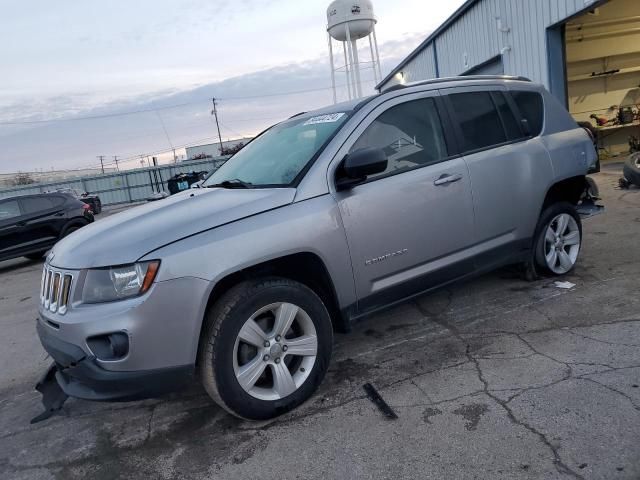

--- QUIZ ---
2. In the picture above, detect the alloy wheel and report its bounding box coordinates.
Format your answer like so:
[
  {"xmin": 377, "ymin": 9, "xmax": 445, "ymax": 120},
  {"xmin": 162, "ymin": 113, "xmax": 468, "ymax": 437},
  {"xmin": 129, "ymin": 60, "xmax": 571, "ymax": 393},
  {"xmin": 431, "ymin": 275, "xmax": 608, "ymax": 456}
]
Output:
[
  {"xmin": 232, "ymin": 302, "xmax": 318, "ymax": 401},
  {"xmin": 543, "ymin": 213, "xmax": 581, "ymax": 274}
]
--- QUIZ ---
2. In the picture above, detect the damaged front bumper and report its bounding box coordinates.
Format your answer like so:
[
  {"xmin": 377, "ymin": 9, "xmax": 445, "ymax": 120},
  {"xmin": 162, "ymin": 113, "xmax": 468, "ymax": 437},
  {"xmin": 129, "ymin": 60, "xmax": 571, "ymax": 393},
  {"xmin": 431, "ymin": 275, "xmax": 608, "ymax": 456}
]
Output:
[
  {"xmin": 577, "ymin": 198, "xmax": 604, "ymax": 219},
  {"xmin": 32, "ymin": 321, "xmax": 193, "ymax": 423}
]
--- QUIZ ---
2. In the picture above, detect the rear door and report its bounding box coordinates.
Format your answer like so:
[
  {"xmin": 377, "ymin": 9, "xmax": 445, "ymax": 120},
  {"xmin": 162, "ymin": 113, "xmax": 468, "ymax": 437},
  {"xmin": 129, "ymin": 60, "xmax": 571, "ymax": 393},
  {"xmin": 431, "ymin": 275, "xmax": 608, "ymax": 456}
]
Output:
[
  {"xmin": 0, "ymin": 198, "xmax": 25, "ymax": 258},
  {"xmin": 17, "ymin": 195, "xmax": 65, "ymax": 251},
  {"xmin": 442, "ymin": 86, "xmax": 553, "ymax": 265},
  {"xmin": 332, "ymin": 91, "xmax": 476, "ymax": 312}
]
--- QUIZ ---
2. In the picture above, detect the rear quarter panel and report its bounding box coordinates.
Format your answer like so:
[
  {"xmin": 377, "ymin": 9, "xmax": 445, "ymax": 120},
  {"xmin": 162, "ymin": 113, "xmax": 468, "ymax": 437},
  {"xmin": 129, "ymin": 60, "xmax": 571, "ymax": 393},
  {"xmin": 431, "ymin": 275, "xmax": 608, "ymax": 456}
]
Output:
[{"xmin": 535, "ymin": 89, "xmax": 593, "ymax": 183}]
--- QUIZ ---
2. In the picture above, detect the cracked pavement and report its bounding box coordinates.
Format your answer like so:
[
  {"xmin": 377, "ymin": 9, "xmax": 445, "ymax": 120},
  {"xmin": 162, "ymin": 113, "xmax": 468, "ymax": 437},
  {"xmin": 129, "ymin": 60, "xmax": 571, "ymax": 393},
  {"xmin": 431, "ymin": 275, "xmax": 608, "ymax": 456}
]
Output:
[{"xmin": 1, "ymin": 173, "xmax": 639, "ymax": 480}]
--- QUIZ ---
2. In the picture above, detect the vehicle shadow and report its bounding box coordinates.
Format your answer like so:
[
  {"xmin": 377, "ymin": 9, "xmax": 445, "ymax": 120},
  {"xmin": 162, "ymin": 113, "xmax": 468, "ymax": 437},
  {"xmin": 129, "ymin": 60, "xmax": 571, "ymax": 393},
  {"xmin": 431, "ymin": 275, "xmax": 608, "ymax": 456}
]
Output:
[{"xmin": 0, "ymin": 257, "xmax": 44, "ymax": 275}]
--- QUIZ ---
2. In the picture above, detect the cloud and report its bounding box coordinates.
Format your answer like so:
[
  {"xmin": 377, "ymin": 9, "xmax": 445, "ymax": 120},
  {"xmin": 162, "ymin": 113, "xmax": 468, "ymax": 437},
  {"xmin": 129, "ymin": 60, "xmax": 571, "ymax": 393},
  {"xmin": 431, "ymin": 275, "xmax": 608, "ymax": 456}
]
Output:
[{"xmin": 0, "ymin": 31, "xmax": 428, "ymax": 173}]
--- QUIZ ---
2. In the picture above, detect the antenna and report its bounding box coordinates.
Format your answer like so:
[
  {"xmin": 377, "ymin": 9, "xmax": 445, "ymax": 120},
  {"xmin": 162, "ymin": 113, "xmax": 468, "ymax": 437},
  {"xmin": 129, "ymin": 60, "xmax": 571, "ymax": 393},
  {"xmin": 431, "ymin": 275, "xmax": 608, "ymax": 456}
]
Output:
[{"xmin": 327, "ymin": 0, "xmax": 381, "ymax": 103}]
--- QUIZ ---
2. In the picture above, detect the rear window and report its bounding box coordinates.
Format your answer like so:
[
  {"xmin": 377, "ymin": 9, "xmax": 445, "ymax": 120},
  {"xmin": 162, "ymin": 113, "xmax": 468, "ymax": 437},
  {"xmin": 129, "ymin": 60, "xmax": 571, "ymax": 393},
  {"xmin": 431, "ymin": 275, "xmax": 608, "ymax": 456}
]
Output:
[
  {"xmin": 511, "ymin": 91, "xmax": 544, "ymax": 136},
  {"xmin": 448, "ymin": 92, "xmax": 506, "ymax": 152}
]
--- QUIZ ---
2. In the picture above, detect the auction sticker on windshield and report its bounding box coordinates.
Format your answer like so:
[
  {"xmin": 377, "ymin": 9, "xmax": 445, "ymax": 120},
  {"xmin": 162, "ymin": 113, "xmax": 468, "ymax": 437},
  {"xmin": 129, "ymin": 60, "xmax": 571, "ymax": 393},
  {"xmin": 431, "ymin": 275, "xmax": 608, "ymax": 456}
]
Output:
[{"xmin": 303, "ymin": 113, "xmax": 346, "ymax": 125}]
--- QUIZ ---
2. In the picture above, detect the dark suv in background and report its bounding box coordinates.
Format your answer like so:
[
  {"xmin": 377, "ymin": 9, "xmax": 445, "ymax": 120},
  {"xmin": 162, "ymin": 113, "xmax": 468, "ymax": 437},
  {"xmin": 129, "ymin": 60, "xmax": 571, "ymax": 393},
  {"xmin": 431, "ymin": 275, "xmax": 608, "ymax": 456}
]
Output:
[
  {"xmin": 0, "ymin": 193, "xmax": 94, "ymax": 262},
  {"xmin": 51, "ymin": 188, "xmax": 103, "ymax": 214}
]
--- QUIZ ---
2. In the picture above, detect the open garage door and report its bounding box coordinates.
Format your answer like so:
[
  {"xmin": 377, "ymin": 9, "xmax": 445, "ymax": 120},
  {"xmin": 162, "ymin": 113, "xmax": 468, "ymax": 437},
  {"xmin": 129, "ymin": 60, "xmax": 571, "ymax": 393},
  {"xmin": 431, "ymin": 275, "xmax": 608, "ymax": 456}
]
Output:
[{"xmin": 565, "ymin": 0, "xmax": 640, "ymax": 161}]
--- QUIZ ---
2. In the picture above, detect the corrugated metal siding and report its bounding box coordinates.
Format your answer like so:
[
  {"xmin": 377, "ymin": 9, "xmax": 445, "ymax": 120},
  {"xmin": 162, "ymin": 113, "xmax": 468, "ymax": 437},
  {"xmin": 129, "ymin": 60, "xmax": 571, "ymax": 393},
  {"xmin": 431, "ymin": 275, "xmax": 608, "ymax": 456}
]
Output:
[
  {"xmin": 385, "ymin": 43, "xmax": 438, "ymax": 88},
  {"xmin": 379, "ymin": 0, "xmax": 601, "ymax": 90}
]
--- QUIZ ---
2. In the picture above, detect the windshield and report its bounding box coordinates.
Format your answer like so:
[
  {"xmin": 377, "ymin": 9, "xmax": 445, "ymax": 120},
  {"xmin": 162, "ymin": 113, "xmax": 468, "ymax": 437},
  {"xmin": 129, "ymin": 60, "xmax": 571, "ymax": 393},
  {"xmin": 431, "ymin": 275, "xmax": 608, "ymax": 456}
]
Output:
[{"xmin": 203, "ymin": 112, "xmax": 349, "ymax": 188}]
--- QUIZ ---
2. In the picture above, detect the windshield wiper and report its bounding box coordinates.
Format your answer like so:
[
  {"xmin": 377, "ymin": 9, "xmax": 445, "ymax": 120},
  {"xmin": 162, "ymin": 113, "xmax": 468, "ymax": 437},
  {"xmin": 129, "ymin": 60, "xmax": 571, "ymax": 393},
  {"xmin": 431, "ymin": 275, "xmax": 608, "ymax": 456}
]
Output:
[{"xmin": 207, "ymin": 179, "xmax": 253, "ymax": 189}]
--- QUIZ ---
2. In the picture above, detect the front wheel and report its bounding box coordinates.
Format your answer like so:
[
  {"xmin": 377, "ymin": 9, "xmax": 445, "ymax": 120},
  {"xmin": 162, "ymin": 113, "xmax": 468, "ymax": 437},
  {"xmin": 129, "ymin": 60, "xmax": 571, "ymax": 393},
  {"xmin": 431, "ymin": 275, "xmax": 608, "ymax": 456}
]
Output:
[
  {"xmin": 533, "ymin": 202, "xmax": 582, "ymax": 275},
  {"xmin": 199, "ymin": 277, "xmax": 333, "ymax": 420}
]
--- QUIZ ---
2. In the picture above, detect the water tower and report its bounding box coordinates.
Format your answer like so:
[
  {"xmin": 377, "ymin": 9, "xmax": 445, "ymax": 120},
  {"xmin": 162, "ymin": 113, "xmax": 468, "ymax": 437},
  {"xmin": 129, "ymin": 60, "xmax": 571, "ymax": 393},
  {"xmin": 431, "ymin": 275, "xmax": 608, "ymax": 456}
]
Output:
[{"xmin": 327, "ymin": 0, "xmax": 382, "ymax": 103}]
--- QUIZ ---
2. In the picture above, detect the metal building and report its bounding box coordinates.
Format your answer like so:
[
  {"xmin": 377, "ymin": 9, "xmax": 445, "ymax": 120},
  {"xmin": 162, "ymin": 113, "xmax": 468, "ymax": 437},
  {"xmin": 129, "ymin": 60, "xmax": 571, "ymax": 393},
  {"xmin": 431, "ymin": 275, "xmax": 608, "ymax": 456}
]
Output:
[
  {"xmin": 378, "ymin": 0, "xmax": 640, "ymax": 157},
  {"xmin": 185, "ymin": 138, "xmax": 253, "ymax": 160}
]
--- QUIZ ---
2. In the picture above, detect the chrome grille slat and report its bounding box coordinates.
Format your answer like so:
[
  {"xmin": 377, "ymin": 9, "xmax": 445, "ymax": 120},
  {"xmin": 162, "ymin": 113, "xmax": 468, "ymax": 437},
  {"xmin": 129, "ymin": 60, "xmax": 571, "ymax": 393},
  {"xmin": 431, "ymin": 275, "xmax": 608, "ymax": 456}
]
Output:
[
  {"xmin": 41, "ymin": 265, "xmax": 74, "ymax": 315},
  {"xmin": 44, "ymin": 269, "xmax": 52, "ymax": 308}
]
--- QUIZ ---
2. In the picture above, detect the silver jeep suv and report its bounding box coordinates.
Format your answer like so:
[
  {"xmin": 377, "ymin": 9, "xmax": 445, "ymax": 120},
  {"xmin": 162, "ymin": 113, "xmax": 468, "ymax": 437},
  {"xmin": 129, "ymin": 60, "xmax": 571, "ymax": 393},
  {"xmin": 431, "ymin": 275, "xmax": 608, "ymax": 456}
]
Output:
[{"xmin": 35, "ymin": 76, "xmax": 600, "ymax": 421}]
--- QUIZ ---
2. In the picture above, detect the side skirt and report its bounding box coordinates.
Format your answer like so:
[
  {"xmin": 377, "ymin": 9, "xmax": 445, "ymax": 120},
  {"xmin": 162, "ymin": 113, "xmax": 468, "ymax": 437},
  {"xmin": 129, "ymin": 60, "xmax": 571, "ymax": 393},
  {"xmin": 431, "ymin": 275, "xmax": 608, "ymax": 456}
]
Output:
[{"xmin": 344, "ymin": 238, "xmax": 532, "ymax": 325}]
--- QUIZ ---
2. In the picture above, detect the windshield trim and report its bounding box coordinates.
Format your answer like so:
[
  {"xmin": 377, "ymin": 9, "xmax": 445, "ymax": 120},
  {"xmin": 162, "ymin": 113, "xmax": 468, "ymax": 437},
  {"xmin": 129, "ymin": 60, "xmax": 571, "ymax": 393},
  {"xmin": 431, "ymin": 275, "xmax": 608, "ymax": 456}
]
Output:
[{"xmin": 289, "ymin": 110, "xmax": 355, "ymax": 187}]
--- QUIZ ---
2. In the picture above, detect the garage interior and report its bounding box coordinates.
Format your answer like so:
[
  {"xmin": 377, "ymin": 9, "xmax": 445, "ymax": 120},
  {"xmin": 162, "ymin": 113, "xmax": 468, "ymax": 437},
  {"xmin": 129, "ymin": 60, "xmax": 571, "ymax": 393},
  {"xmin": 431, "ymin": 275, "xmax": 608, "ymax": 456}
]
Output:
[{"xmin": 565, "ymin": 0, "xmax": 640, "ymax": 160}]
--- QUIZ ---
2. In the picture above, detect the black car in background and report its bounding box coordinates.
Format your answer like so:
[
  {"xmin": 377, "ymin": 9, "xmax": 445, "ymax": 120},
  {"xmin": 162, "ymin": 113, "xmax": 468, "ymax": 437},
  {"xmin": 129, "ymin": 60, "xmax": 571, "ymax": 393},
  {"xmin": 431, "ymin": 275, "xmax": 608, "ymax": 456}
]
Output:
[
  {"xmin": 51, "ymin": 188, "xmax": 102, "ymax": 214},
  {"xmin": 0, "ymin": 193, "xmax": 94, "ymax": 262}
]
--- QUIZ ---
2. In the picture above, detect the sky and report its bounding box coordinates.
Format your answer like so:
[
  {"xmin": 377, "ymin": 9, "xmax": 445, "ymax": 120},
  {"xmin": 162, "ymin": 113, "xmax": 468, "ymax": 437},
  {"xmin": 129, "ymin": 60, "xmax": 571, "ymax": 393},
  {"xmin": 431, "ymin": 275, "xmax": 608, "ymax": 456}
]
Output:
[{"xmin": 0, "ymin": 0, "xmax": 466, "ymax": 173}]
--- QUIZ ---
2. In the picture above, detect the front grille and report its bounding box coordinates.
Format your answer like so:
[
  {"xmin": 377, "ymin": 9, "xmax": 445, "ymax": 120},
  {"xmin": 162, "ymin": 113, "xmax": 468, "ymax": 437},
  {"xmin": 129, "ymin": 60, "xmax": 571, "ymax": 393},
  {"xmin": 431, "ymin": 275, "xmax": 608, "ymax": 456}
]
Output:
[{"xmin": 41, "ymin": 265, "xmax": 74, "ymax": 314}]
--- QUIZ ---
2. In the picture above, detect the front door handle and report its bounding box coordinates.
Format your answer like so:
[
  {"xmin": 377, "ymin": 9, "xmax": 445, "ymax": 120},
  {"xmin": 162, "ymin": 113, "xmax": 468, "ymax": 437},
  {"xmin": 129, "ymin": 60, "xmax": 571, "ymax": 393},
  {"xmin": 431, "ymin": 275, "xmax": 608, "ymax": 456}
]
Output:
[{"xmin": 434, "ymin": 173, "xmax": 463, "ymax": 186}]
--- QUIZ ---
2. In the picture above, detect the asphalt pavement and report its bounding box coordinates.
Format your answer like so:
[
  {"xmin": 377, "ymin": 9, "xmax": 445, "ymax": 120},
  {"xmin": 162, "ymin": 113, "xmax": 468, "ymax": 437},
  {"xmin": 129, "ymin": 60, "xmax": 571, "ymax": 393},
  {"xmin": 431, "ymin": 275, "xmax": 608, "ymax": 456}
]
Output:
[{"xmin": 0, "ymin": 172, "xmax": 639, "ymax": 480}]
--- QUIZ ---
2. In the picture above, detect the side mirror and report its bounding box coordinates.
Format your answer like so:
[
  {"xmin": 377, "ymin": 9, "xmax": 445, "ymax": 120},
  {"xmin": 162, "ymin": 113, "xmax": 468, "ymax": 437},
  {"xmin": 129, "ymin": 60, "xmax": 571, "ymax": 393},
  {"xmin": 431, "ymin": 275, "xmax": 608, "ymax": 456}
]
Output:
[
  {"xmin": 520, "ymin": 118, "xmax": 531, "ymax": 137},
  {"xmin": 337, "ymin": 147, "xmax": 388, "ymax": 189}
]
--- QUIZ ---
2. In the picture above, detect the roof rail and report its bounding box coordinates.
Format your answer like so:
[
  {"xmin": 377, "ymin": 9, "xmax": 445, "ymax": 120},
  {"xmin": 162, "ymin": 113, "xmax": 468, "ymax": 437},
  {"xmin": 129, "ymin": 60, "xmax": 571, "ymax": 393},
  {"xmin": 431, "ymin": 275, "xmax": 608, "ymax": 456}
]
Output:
[{"xmin": 380, "ymin": 75, "xmax": 532, "ymax": 93}]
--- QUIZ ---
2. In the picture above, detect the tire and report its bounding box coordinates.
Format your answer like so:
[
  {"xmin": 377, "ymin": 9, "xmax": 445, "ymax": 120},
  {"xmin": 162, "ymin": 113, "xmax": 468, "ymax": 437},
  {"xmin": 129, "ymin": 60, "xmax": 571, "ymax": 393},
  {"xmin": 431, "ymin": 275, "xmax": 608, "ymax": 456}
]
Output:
[
  {"xmin": 60, "ymin": 222, "xmax": 85, "ymax": 239},
  {"xmin": 199, "ymin": 277, "xmax": 333, "ymax": 420},
  {"xmin": 24, "ymin": 251, "xmax": 47, "ymax": 260},
  {"xmin": 623, "ymin": 153, "xmax": 640, "ymax": 187},
  {"xmin": 533, "ymin": 202, "xmax": 582, "ymax": 276}
]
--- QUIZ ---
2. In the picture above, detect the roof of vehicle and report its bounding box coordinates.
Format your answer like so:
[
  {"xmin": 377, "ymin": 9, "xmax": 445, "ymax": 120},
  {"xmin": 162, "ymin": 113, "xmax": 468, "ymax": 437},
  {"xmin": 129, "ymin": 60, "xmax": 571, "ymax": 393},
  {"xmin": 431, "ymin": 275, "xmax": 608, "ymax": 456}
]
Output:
[
  {"xmin": 379, "ymin": 75, "xmax": 532, "ymax": 93},
  {"xmin": 1, "ymin": 192, "xmax": 73, "ymax": 201},
  {"xmin": 291, "ymin": 75, "xmax": 533, "ymax": 123}
]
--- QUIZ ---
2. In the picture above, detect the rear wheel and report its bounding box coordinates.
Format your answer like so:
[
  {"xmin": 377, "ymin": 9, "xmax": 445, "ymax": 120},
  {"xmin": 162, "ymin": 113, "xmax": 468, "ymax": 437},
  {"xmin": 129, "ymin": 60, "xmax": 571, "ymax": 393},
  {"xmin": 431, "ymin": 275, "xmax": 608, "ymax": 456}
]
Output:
[
  {"xmin": 61, "ymin": 223, "xmax": 84, "ymax": 238},
  {"xmin": 199, "ymin": 277, "xmax": 332, "ymax": 420},
  {"xmin": 533, "ymin": 202, "xmax": 582, "ymax": 275}
]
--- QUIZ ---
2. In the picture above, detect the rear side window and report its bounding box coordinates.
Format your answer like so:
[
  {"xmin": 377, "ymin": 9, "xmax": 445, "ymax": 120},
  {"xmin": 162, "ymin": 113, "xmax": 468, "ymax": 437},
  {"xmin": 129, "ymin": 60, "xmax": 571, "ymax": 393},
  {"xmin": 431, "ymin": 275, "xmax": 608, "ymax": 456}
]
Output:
[
  {"xmin": 491, "ymin": 92, "xmax": 523, "ymax": 140},
  {"xmin": 0, "ymin": 200, "xmax": 21, "ymax": 221},
  {"xmin": 20, "ymin": 196, "xmax": 55, "ymax": 214},
  {"xmin": 49, "ymin": 195, "xmax": 66, "ymax": 207},
  {"xmin": 511, "ymin": 91, "xmax": 544, "ymax": 136},
  {"xmin": 350, "ymin": 98, "xmax": 448, "ymax": 179},
  {"xmin": 448, "ymin": 92, "xmax": 506, "ymax": 152}
]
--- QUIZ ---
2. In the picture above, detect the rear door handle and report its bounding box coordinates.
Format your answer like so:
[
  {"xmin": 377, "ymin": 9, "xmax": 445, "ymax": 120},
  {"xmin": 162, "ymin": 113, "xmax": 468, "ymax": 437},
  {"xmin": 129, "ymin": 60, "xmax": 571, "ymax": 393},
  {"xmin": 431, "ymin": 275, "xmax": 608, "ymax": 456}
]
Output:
[{"xmin": 434, "ymin": 173, "xmax": 463, "ymax": 186}]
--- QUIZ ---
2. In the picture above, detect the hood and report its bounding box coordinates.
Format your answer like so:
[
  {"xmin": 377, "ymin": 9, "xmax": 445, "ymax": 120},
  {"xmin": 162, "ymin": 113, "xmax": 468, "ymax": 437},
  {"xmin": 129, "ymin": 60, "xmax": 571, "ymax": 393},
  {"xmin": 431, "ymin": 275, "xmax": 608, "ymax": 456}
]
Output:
[{"xmin": 50, "ymin": 188, "xmax": 296, "ymax": 269}]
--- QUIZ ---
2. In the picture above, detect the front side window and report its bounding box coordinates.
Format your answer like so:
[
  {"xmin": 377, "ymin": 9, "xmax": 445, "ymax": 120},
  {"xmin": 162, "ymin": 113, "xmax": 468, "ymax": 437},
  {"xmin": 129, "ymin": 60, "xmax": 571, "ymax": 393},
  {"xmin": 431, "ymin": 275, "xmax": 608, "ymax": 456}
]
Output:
[
  {"xmin": 511, "ymin": 91, "xmax": 544, "ymax": 136},
  {"xmin": 350, "ymin": 98, "xmax": 448, "ymax": 180},
  {"xmin": 203, "ymin": 112, "xmax": 349, "ymax": 188},
  {"xmin": 0, "ymin": 200, "xmax": 21, "ymax": 221},
  {"xmin": 448, "ymin": 92, "xmax": 506, "ymax": 152}
]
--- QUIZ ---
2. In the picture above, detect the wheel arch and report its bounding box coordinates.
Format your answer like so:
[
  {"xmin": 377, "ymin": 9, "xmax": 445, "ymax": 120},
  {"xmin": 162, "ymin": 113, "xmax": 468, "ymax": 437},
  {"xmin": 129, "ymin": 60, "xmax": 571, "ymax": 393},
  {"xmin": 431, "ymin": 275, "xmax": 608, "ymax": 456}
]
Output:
[
  {"xmin": 541, "ymin": 175, "xmax": 587, "ymax": 212},
  {"xmin": 60, "ymin": 217, "xmax": 89, "ymax": 237},
  {"xmin": 196, "ymin": 252, "xmax": 345, "ymax": 365}
]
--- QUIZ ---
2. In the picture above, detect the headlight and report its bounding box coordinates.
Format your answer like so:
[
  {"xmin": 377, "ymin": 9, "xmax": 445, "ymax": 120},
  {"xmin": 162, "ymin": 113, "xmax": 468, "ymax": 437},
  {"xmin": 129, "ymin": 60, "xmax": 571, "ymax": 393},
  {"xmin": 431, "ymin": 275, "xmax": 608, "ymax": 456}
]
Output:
[{"xmin": 82, "ymin": 261, "xmax": 160, "ymax": 304}]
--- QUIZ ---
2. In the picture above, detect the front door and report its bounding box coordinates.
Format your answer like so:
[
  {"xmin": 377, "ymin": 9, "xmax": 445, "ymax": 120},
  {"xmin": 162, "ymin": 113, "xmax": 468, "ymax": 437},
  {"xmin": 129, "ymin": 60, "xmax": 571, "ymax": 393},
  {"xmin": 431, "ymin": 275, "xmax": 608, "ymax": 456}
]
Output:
[{"xmin": 332, "ymin": 93, "xmax": 476, "ymax": 313}]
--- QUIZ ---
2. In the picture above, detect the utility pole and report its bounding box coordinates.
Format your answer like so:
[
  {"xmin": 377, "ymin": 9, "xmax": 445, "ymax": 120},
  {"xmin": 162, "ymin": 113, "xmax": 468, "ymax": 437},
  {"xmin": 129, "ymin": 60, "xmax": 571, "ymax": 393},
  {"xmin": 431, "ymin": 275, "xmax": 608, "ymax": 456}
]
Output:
[
  {"xmin": 97, "ymin": 155, "xmax": 105, "ymax": 174},
  {"xmin": 113, "ymin": 155, "xmax": 119, "ymax": 171},
  {"xmin": 211, "ymin": 98, "xmax": 224, "ymax": 156}
]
